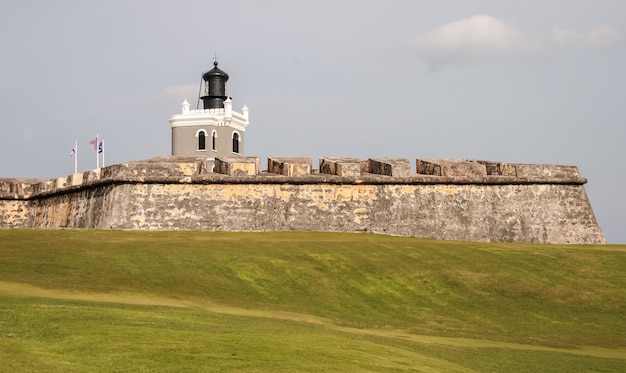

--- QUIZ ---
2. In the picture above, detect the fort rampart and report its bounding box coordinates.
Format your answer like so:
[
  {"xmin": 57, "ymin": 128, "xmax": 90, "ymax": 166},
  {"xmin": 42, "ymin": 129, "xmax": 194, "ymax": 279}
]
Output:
[{"xmin": 0, "ymin": 156, "xmax": 605, "ymax": 244}]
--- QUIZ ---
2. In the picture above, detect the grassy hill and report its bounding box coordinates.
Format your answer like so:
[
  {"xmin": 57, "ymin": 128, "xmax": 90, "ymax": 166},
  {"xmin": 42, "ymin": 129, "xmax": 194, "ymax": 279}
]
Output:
[{"xmin": 0, "ymin": 229, "xmax": 624, "ymax": 372}]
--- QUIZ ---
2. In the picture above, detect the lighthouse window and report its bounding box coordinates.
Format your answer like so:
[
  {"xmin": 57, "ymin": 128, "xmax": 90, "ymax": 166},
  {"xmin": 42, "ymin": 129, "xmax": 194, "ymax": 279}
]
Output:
[
  {"xmin": 232, "ymin": 132, "xmax": 240, "ymax": 154},
  {"xmin": 197, "ymin": 130, "xmax": 206, "ymax": 151},
  {"xmin": 212, "ymin": 130, "xmax": 217, "ymax": 151}
]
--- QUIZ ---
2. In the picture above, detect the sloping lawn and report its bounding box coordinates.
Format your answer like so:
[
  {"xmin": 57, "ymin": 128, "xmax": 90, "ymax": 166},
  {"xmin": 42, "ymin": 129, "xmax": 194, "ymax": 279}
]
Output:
[{"xmin": 1, "ymin": 230, "xmax": 624, "ymax": 372}]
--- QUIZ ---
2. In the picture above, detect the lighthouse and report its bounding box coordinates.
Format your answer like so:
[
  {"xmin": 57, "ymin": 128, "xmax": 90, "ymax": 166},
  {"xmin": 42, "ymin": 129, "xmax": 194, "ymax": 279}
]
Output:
[{"xmin": 169, "ymin": 60, "xmax": 250, "ymax": 171}]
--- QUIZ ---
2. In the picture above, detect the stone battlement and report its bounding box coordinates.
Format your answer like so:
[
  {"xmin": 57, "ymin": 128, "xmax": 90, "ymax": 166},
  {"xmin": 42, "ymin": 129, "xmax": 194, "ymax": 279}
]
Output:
[
  {"xmin": 0, "ymin": 156, "xmax": 587, "ymax": 200},
  {"xmin": 0, "ymin": 156, "xmax": 604, "ymax": 244}
]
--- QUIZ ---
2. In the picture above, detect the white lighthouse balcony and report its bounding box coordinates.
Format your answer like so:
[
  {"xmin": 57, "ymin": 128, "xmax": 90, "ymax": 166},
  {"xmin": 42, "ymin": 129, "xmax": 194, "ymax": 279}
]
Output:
[{"xmin": 169, "ymin": 101, "xmax": 250, "ymax": 132}]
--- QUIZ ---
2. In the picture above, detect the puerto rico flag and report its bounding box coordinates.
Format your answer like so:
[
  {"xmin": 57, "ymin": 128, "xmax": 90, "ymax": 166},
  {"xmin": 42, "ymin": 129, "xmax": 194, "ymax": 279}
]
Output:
[{"xmin": 90, "ymin": 139, "xmax": 103, "ymax": 153}]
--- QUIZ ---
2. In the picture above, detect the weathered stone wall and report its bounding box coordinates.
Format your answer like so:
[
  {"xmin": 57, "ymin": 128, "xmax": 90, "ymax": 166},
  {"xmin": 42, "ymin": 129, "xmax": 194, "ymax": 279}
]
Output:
[
  {"xmin": 0, "ymin": 200, "xmax": 29, "ymax": 228},
  {"xmin": 0, "ymin": 157, "xmax": 606, "ymax": 244}
]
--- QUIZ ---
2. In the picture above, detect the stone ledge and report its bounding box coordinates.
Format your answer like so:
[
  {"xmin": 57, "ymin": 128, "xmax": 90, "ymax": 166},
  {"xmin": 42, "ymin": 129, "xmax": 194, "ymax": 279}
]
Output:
[
  {"xmin": 417, "ymin": 158, "xmax": 487, "ymax": 177},
  {"xmin": 366, "ymin": 158, "xmax": 411, "ymax": 177},
  {"xmin": 319, "ymin": 157, "xmax": 361, "ymax": 177},
  {"xmin": 215, "ymin": 156, "xmax": 260, "ymax": 176},
  {"xmin": 268, "ymin": 157, "xmax": 312, "ymax": 176},
  {"xmin": 471, "ymin": 160, "xmax": 517, "ymax": 176},
  {"xmin": 0, "ymin": 157, "xmax": 590, "ymax": 200},
  {"xmin": 516, "ymin": 164, "xmax": 581, "ymax": 179},
  {"xmin": 0, "ymin": 174, "xmax": 588, "ymax": 201}
]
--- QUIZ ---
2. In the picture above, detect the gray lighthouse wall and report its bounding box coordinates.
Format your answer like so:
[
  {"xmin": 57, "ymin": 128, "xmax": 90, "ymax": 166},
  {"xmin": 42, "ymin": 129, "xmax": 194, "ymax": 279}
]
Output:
[{"xmin": 171, "ymin": 126, "xmax": 244, "ymax": 157}]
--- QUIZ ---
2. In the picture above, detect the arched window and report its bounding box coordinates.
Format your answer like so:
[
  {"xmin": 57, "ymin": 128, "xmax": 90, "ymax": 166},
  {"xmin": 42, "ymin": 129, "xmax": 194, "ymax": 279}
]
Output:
[
  {"xmin": 212, "ymin": 130, "xmax": 217, "ymax": 151},
  {"xmin": 232, "ymin": 132, "xmax": 240, "ymax": 154},
  {"xmin": 197, "ymin": 130, "xmax": 207, "ymax": 151}
]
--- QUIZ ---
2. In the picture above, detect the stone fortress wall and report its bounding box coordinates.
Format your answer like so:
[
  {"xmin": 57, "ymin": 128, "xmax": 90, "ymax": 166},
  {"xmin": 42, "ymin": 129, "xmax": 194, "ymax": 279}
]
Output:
[{"xmin": 0, "ymin": 156, "xmax": 605, "ymax": 244}]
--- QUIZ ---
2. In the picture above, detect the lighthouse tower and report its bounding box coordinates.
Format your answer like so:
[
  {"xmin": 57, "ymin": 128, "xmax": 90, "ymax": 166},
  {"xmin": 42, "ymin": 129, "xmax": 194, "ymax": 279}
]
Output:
[{"xmin": 169, "ymin": 61, "xmax": 250, "ymax": 171}]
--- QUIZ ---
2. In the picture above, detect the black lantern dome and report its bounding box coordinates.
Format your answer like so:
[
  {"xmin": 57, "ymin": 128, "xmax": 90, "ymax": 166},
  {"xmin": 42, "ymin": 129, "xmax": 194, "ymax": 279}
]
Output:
[{"xmin": 200, "ymin": 61, "xmax": 230, "ymax": 109}]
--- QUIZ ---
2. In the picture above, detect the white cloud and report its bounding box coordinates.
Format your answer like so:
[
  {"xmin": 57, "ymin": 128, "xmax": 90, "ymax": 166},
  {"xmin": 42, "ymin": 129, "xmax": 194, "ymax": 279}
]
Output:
[
  {"xmin": 552, "ymin": 25, "xmax": 623, "ymax": 49},
  {"xmin": 413, "ymin": 15, "xmax": 536, "ymax": 69},
  {"xmin": 413, "ymin": 15, "xmax": 623, "ymax": 69},
  {"xmin": 551, "ymin": 28, "xmax": 581, "ymax": 46}
]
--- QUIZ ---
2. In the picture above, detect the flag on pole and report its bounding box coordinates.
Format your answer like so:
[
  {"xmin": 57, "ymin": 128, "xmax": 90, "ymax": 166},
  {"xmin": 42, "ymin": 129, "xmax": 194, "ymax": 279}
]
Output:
[
  {"xmin": 70, "ymin": 140, "xmax": 78, "ymax": 174},
  {"xmin": 99, "ymin": 140, "xmax": 105, "ymax": 167},
  {"xmin": 90, "ymin": 134, "xmax": 100, "ymax": 169}
]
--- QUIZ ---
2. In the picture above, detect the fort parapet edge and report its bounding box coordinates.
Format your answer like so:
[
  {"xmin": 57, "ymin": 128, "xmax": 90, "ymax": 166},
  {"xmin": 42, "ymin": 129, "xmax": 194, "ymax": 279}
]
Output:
[{"xmin": 0, "ymin": 156, "xmax": 605, "ymax": 244}]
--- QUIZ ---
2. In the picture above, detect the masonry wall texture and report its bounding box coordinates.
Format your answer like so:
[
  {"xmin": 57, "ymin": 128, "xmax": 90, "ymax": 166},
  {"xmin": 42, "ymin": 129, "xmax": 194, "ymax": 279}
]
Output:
[{"xmin": 0, "ymin": 157, "xmax": 605, "ymax": 244}]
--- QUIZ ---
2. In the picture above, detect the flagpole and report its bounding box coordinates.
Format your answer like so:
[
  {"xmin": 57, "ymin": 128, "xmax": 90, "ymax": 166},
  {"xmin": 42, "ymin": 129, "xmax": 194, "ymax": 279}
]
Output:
[
  {"xmin": 101, "ymin": 139, "xmax": 105, "ymax": 167},
  {"xmin": 96, "ymin": 133, "xmax": 99, "ymax": 169},
  {"xmin": 74, "ymin": 140, "xmax": 78, "ymax": 174}
]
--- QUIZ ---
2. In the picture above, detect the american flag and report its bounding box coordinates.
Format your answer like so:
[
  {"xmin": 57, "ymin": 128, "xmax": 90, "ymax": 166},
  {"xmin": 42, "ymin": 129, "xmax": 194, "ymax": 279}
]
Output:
[{"xmin": 89, "ymin": 138, "xmax": 98, "ymax": 151}]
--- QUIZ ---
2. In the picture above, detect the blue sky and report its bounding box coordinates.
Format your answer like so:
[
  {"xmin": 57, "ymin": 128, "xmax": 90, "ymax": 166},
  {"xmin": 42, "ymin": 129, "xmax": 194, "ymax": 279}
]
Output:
[{"xmin": 1, "ymin": 1, "xmax": 624, "ymax": 242}]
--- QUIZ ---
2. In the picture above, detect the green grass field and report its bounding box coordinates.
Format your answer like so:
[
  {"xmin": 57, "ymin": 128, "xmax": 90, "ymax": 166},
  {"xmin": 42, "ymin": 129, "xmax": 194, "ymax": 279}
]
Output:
[{"xmin": 0, "ymin": 229, "xmax": 624, "ymax": 372}]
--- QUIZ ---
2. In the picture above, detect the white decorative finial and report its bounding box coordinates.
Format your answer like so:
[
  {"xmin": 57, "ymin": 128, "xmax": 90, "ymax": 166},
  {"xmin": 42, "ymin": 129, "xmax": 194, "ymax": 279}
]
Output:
[
  {"xmin": 181, "ymin": 99, "xmax": 190, "ymax": 115},
  {"xmin": 224, "ymin": 97, "xmax": 232, "ymax": 118}
]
